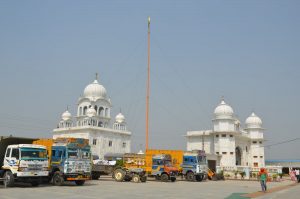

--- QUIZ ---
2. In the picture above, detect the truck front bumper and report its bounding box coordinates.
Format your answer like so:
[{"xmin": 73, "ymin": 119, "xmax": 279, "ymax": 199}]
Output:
[
  {"xmin": 17, "ymin": 171, "xmax": 49, "ymax": 177},
  {"xmin": 65, "ymin": 173, "xmax": 91, "ymax": 181}
]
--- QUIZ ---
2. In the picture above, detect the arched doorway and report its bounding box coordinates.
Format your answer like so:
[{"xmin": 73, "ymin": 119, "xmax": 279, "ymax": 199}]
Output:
[{"xmin": 235, "ymin": 146, "xmax": 242, "ymax": 166}]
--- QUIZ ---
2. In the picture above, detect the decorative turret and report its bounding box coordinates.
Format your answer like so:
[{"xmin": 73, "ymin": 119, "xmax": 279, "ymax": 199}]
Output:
[
  {"xmin": 58, "ymin": 108, "xmax": 73, "ymax": 128},
  {"xmin": 244, "ymin": 112, "xmax": 264, "ymax": 139},
  {"xmin": 212, "ymin": 98, "xmax": 236, "ymax": 132},
  {"xmin": 113, "ymin": 112, "xmax": 127, "ymax": 131}
]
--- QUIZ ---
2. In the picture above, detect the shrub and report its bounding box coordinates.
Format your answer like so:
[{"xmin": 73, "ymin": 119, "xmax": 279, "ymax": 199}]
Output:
[{"xmin": 240, "ymin": 171, "xmax": 246, "ymax": 179}]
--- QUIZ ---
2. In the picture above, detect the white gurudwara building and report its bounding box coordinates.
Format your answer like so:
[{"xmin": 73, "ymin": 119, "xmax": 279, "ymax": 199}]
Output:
[
  {"xmin": 53, "ymin": 75, "xmax": 131, "ymax": 159},
  {"xmin": 186, "ymin": 99, "xmax": 265, "ymax": 170}
]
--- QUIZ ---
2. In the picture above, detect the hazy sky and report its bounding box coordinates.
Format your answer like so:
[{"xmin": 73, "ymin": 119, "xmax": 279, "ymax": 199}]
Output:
[{"xmin": 0, "ymin": 0, "xmax": 299, "ymax": 159}]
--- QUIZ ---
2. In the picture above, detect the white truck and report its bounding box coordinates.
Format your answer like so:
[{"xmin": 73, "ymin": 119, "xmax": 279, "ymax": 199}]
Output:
[{"xmin": 0, "ymin": 136, "xmax": 49, "ymax": 187}]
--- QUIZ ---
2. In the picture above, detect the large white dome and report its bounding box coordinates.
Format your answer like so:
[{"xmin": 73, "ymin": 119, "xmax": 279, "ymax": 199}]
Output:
[
  {"xmin": 61, "ymin": 110, "xmax": 72, "ymax": 121},
  {"xmin": 83, "ymin": 79, "xmax": 107, "ymax": 99},
  {"xmin": 214, "ymin": 99, "xmax": 234, "ymax": 119},
  {"xmin": 245, "ymin": 112, "xmax": 262, "ymax": 129}
]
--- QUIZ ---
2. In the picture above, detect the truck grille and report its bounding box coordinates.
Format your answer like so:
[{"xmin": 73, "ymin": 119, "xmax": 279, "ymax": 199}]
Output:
[{"xmin": 27, "ymin": 164, "xmax": 42, "ymax": 171}]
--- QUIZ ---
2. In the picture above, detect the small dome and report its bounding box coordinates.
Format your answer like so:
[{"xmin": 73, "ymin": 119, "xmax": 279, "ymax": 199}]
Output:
[
  {"xmin": 137, "ymin": 150, "xmax": 144, "ymax": 154},
  {"xmin": 115, "ymin": 113, "xmax": 125, "ymax": 123},
  {"xmin": 86, "ymin": 106, "xmax": 96, "ymax": 117},
  {"xmin": 245, "ymin": 112, "xmax": 262, "ymax": 129},
  {"xmin": 83, "ymin": 79, "xmax": 107, "ymax": 99},
  {"xmin": 214, "ymin": 99, "xmax": 234, "ymax": 119},
  {"xmin": 62, "ymin": 110, "xmax": 72, "ymax": 121}
]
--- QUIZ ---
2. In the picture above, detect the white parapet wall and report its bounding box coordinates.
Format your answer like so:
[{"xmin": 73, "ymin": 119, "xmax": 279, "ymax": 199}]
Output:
[{"xmin": 217, "ymin": 165, "xmax": 283, "ymax": 180}]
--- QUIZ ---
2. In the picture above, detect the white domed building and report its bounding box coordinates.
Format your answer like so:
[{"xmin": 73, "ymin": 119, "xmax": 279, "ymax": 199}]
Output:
[
  {"xmin": 53, "ymin": 75, "xmax": 131, "ymax": 159},
  {"xmin": 186, "ymin": 98, "xmax": 265, "ymax": 172}
]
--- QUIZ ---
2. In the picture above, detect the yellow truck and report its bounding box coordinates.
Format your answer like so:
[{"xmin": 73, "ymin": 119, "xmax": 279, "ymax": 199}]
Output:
[
  {"xmin": 122, "ymin": 149, "xmax": 208, "ymax": 182},
  {"xmin": 122, "ymin": 149, "xmax": 182, "ymax": 182}
]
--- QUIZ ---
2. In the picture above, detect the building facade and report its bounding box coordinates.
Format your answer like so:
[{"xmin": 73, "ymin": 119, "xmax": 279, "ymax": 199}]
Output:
[
  {"xmin": 186, "ymin": 99, "xmax": 265, "ymax": 169},
  {"xmin": 53, "ymin": 76, "xmax": 131, "ymax": 159}
]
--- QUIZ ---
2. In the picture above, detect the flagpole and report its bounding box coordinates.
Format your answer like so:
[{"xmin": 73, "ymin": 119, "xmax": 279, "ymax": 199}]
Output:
[{"xmin": 146, "ymin": 16, "xmax": 150, "ymax": 150}]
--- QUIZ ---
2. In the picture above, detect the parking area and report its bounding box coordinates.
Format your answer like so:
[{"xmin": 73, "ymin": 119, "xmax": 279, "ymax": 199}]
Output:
[{"xmin": 0, "ymin": 177, "xmax": 296, "ymax": 199}]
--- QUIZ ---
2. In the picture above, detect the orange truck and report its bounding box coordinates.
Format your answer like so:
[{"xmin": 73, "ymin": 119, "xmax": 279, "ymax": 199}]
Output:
[
  {"xmin": 123, "ymin": 149, "xmax": 183, "ymax": 182},
  {"xmin": 33, "ymin": 138, "xmax": 92, "ymax": 186},
  {"xmin": 123, "ymin": 149, "xmax": 208, "ymax": 182}
]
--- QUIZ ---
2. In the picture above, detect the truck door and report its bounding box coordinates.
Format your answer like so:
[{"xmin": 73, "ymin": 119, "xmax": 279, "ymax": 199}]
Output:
[
  {"xmin": 4, "ymin": 147, "xmax": 19, "ymax": 167},
  {"xmin": 52, "ymin": 149, "xmax": 65, "ymax": 166},
  {"xmin": 3, "ymin": 147, "xmax": 11, "ymax": 167}
]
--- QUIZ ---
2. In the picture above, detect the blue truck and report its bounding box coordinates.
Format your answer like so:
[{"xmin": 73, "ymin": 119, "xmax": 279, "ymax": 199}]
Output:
[
  {"xmin": 181, "ymin": 150, "xmax": 208, "ymax": 182},
  {"xmin": 34, "ymin": 138, "xmax": 92, "ymax": 186}
]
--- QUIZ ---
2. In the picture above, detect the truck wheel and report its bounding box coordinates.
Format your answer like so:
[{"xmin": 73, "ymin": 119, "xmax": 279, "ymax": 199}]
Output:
[
  {"xmin": 31, "ymin": 181, "xmax": 40, "ymax": 187},
  {"xmin": 4, "ymin": 171, "xmax": 14, "ymax": 187},
  {"xmin": 170, "ymin": 177, "xmax": 176, "ymax": 182},
  {"xmin": 113, "ymin": 169, "xmax": 125, "ymax": 182},
  {"xmin": 186, "ymin": 172, "xmax": 195, "ymax": 181},
  {"xmin": 161, "ymin": 173, "xmax": 169, "ymax": 182},
  {"xmin": 92, "ymin": 173, "xmax": 101, "ymax": 180},
  {"xmin": 140, "ymin": 175, "xmax": 147, "ymax": 182},
  {"xmin": 196, "ymin": 175, "xmax": 203, "ymax": 182},
  {"xmin": 52, "ymin": 171, "xmax": 64, "ymax": 186},
  {"xmin": 132, "ymin": 174, "xmax": 140, "ymax": 183},
  {"xmin": 75, "ymin": 180, "xmax": 85, "ymax": 186}
]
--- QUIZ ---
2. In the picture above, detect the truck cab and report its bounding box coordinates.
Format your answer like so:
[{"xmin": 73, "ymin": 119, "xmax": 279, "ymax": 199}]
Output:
[
  {"xmin": 2, "ymin": 144, "xmax": 49, "ymax": 187},
  {"xmin": 181, "ymin": 150, "xmax": 208, "ymax": 181},
  {"xmin": 152, "ymin": 154, "xmax": 178, "ymax": 182},
  {"xmin": 50, "ymin": 138, "xmax": 91, "ymax": 186}
]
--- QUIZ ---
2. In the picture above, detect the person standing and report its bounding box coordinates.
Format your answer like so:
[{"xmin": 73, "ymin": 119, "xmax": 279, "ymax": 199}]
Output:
[
  {"xmin": 295, "ymin": 169, "xmax": 300, "ymax": 183},
  {"xmin": 258, "ymin": 168, "xmax": 268, "ymax": 192}
]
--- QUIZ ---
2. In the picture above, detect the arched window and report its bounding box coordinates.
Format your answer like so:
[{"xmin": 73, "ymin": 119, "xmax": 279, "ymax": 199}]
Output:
[
  {"xmin": 79, "ymin": 107, "xmax": 82, "ymax": 116},
  {"xmin": 99, "ymin": 107, "xmax": 104, "ymax": 116},
  {"xmin": 94, "ymin": 105, "xmax": 98, "ymax": 113},
  {"xmin": 235, "ymin": 147, "xmax": 242, "ymax": 166},
  {"xmin": 98, "ymin": 121, "xmax": 103, "ymax": 127},
  {"xmin": 83, "ymin": 106, "xmax": 87, "ymax": 115}
]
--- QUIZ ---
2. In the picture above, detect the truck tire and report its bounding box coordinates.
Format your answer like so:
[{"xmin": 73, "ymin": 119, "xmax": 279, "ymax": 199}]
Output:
[
  {"xmin": 92, "ymin": 172, "xmax": 101, "ymax": 180},
  {"xmin": 186, "ymin": 172, "xmax": 195, "ymax": 181},
  {"xmin": 161, "ymin": 173, "xmax": 169, "ymax": 182},
  {"xmin": 75, "ymin": 180, "xmax": 85, "ymax": 186},
  {"xmin": 132, "ymin": 174, "xmax": 140, "ymax": 183},
  {"xmin": 52, "ymin": 171, "xmax": 64, "ymax": 186},
  {"xmin": 31, "ymin": 181, "xmax": 40, "ymax": 187},
  {"xmin": 113, "ymin": 169, "xmax": 125, "ymax": 182},
  {"xmin": 140, "ymin": 175, "xmax": 147, "ymax": 182},
  {"xmin": 4, "ymin": 171, "xmax": 14, "ymax": 187},
  {"xmin": 196, "ymin": 175, "xmax": 203, "ymax": 182},
  {"xmin": 170, "ymin": 176, "xmax": 176, "ymax": 182}
]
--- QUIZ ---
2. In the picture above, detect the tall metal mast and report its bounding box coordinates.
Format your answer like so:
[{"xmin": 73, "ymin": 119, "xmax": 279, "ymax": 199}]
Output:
[{"xmin": 146, "ymin": 16, "xmax": 150, "ymax": 150}]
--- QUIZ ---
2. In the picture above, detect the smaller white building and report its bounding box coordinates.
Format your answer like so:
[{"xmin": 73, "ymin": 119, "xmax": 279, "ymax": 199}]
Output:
[
  {"xmin": 186, "ymin": 99, "xmax": 265, "ymax": 170},
  {"xmin": 53, "ymin": 75, "xmax": 131, "ymax": 159}
]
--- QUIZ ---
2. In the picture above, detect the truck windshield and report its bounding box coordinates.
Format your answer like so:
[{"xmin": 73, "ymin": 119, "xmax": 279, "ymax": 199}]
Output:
[
  {"xmin": 197, "ymin": 156, "xmax": 207, "ymax": 164},
  {"xmin": 68, "ymin": 150, "xmax": 79, "ymax": 159},
  {"xmin": 20, "ymin": 148, "xmax": 47, "ymax": 160},
  {"xmin": 81, "ymin": 150, "xmax": 90, "ymax": 159},
  {"xmin": 164, "ymin": 160, "xmax": 173, "ymax": 166}
]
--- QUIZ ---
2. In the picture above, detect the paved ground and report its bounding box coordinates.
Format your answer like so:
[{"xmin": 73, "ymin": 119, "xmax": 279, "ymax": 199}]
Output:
[{"xmin": 0, "ymin": 177, "xmax": 296, "ymax": 199}]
